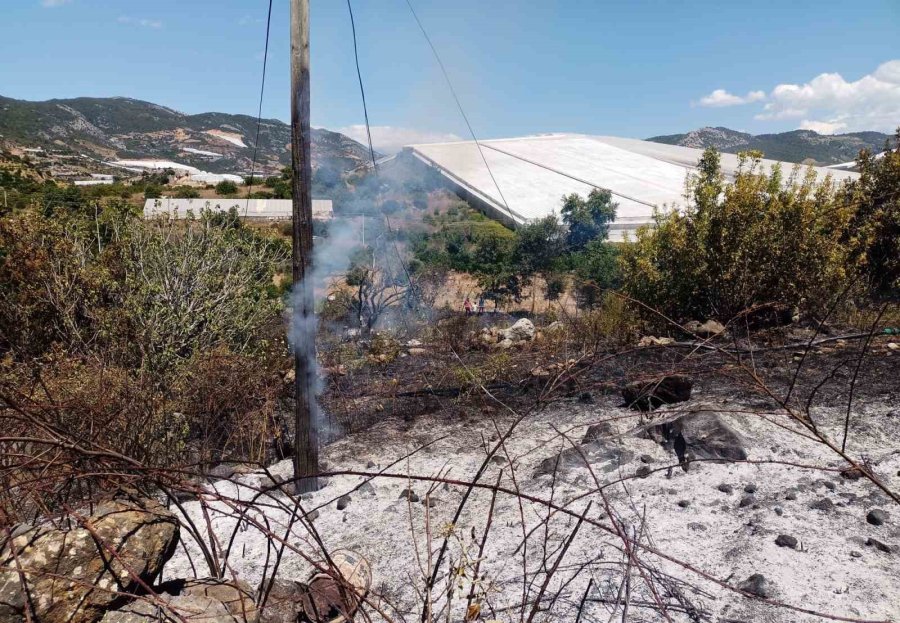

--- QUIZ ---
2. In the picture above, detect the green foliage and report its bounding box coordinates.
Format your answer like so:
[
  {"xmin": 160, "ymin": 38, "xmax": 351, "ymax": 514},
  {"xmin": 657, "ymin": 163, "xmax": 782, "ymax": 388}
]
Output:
[
  {"xmin": 620, "ymin": 148, "xmax": 855, "ymax": 321},
  {"xmin": 144, "ymin": 184, "xmax": 163, "ymax": 200},
  {"xmin": 845, "ymin": 130, "xmax": 900, "ymax": 294},
  {"xmin": 574, "ymin": 240, "xmax": 621, "ymax": 308},
  {"xmin": 561, "ymin": 189, "xmax": 617, "ymax": 251},
  {"xmin": 215, "ymin": 180, "xmax": 239, "ymax": 196}
]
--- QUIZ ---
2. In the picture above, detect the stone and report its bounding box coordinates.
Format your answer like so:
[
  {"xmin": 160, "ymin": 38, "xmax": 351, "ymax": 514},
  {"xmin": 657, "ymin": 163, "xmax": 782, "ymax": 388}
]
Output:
[
  {"xmin": 774, "ymin": 507, "xmax": 784, "ymax": 516},
  {"xmin": 581, "ymin": 422, "xmax": 614, "ymax": 444},
  {"xmin": 637, "ymin": 407, "xmax": 748, "ymax": 465},
  {"xmin": 687, "ymin": 522, "xmax": 707, "ymax": 531},
  {"xmin": 399, "ymin": 489, "xmax": 420, "ymax": 503},
  {"xmin": 259, "ymin": 579, "xmax": 306, "ymax": 623},
  {"xmin": 775, "ymin": 534, "xmax": 798, "ymax": 549},
  {"xmin": 640, "ymin": 454, "xmax": 654, "ymax": 464},
  {"xmin": 304, "ymin": 509, "xmax": 320, "ymax": 522},
  {"xmin": 867, "ymin": 509, "xmax": 889, "ymax": 526},
  {"xmin": 358, "ymin": 481, "xmax": 376, "ymax": 496},
  {"xmin": 739, "ymin": 495, "xmax": 756, "ymax": 508},
  {"xmin": 738, "ymin": 574, "xmax": 772, "ymax": 598},
  {"xmin": 685, "ymin": 319, "xmax": 726, "ymax": 338},
  {"xmin": 102, "ymin": 578, "xmax": 258, "ymax": 623},
  {"xmin": 0, "ymin": 496, "xmax": 179, "ymax": 623},
  {"xmin": 489, "ymin": 455, "xmax": 508, "ymax": 465},
  {"xmin": 850, "ymin": 550, "xmax": 862, "ymax": 558},
  {"xmin": 717, "ymin": 483, "xmax": 734, "ymax": 494},
  {"xmin": 501, "ymin": 318, "xmax": 536, "ymax": 343},
  {"xmin": 577, "ymin": 392, "xmax": 594, "ymax": 404},
  {"xmin": 297, "ymin": 551, "xmax": 371, "ymax": 623},
  {"xmin": 635, "ymin": 465, "xmax": 652, "ymax": 479},
  {"xmin": 534, "ymin": 440, "xmax": 634, "ymax": 479},
  {"xmin": 785, "ymin": 490, "xmax": 798, "ymax": 501},
  {"xmin": 365, "ymin": 460, "xmax": 376, "ymax": 469},
  {"xmin": 810, "ymin": 498, "xmax": 835, "ymax": 513},
  {"xmin": 744, "ymin": 483, "xmax": 758, "ymax": 494},
  {"xmin": 623, "ymin": 375, "xmax": 693, "ymax": 411},
  {"xmin": 866, "ymin": 538, "xmax": 892, "ymax": 553},
  {"xmin": 336, "ymin": 495, "xmax": 351, "ymax": 510},
  {"xmin": 840, "ymin": 466, "xmax": 864, "ymax": 481},
  {"xmin": 677, "ymin": 499, "xmax": 691, "ymax": 508}
]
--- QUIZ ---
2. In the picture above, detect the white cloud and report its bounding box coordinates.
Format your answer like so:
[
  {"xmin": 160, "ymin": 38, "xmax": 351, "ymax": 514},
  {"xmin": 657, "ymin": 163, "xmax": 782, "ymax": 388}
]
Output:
[
  {"xmin": 41, "ymin": 0, "xmax": 71, "ymax": 6},
  {"xmin": 117, "ymin": 16, "xmax": 163, "ymax": 29},
  {"xmin": 756, "ymin": 60, "xmax": 900, "ymax": 132},
  {"xmin": 697, "ymin": 89, "xmax": 765, "ymax": 107},
  {"xmin": 799, "ymin": 120, "xmax": 847, "ymax": 135},
  {"xmin": 336, "ymin": 125, "xmax": 463, "ymax": 154}
]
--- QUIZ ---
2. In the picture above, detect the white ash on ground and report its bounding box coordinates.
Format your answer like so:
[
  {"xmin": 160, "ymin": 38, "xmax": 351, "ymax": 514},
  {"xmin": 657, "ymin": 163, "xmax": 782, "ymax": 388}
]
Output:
[{"xmin": 166, "ymin": 393, "xmax": 900, "ymax": 622}]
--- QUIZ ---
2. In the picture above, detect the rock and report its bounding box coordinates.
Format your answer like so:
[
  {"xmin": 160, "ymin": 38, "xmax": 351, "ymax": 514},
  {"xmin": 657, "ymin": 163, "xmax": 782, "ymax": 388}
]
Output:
[
  {"xmin": 501, "ymin": 318, "xmax": 536, "ymax": 343},
  {"xmin": 687, "ymin": 522, "xmax": 707, "ymax": 531},
  {"xmin": 336, "ymin": 495, "xmax": 351, "ymax": 510},
  {"xmin": 495, "ymin": 337, "xmax": 515, "ymax": 350},
  {"xmin": 775, "ymin": 534, "xmax": 798, "ymax": 549},
  {"xmin": 640, "ymin": 454, "xmax": 654, "ymax": 464},
  {"xmin": 635, "ymin": 465, "xmax": 652, "ymax": 479},
  {"xmin": 358, "ymin": 481, "xmax": 376, "ymax": 496},
  {"xmin": 259, "ymin": 579, "xmax": 306, "ymax": 623},
  {"xmin": 744, "ymin": 483, "xmax": 758, "ymax": 494},
  {"xmin": 298, "ymin": 551, "xmax": 371, "ymax": 623},
  {"xmin": 636, "ymin": 407, "xmax": 748, "ymax": 465},
  {"xmin": 867, "ymin": 509, "xmax": 889, "ymax": 526},
  {"xmin": 489, "ymin": 455, "xmax": 508, "ymax": 465},
  {"xmin": 102, "ymin": 578, "xmax": 258, "ymax": 623},
  {"xmin": 785, "ymin": 490, "xmax": 798, "ymax": 501},
  {"xmin": 738, "ymin": 574, "xmax": 772, "ymax": 598},
  {"xmin": 365, "ymin": 460, "xmax": 376, "ymax": 469},
  {"xmin": 535, "ymin": 440, "xmax": 634, "ymax": 479},
  {"xmin": 637, "ymin": 335, "xmax": 675, "ymax": 347},
  {"xmin": 739, "ymin": 495, "xmax": 756, "ymax": 508},
  {"xmin": 399, "ymin": 489, "xmax": 420, "ymax": 503},
  {"xmin": 677, "ymin": 499, "xmax": 691, "ymax": 508},
  {"xmin": 408, "ymin": 348, "xmax": 428, "ymax": 356},
  {"xmin": 810, "ymin": 498, "xmax": 835, "ymax": 513},
  {"xmin": 0, "ymin": 496, "xmax": 179, "ymax": 623},
  {"xmin": 577, "ymin": 392, "xmax": 594, "ymax": 404},
  {"xmin": 840, "ymin": 466, "xmax": 864, "ymax": 481},
  {"xmin": 866, "ymin": 538, "xmax": 892, "ymax": 553},
  {"xmin": 717, "ymin": 483, "xmax": 734, "ymax": 494},
  {"xmin": 406, "ymin": 339, "xmax": 423, "ymax": 347},
  {"xmin": 304, "ymin": 509, "xmax": 320, "ymax": 522},
  {"xmin": 623, "ymin": 375, "xmax": 693, "ymax": 411},
  {"xmin": 774, "ymin": 507, "xmax": 784, "ymax": 516},
  {"xmin": 850, "ymin": 550, "xmax": 862, "ymax": 558},
  {"xmin": 685, "ymin": 319, "xmax": 726, "ymax": 338},
  {"xmin": 581, "ymin": 422, "xmax": 614, "ymax": 444}
]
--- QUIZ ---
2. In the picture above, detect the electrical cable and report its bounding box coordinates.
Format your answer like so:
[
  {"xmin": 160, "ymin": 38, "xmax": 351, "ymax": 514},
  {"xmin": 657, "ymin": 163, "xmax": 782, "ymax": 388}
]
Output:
[
  {"xmin": 403, "ymin": 0, "xmax": 515, "ymax": 221},
  {"xmin": 244, "ymin": 0, "xmax": 274, "ymax": 217}
]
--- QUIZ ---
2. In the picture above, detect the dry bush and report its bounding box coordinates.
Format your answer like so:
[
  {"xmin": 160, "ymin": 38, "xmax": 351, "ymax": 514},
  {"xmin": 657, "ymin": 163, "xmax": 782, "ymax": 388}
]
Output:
[{"xmin": 569, "ymin": 292, "xmax": 640, "ymax": 351}]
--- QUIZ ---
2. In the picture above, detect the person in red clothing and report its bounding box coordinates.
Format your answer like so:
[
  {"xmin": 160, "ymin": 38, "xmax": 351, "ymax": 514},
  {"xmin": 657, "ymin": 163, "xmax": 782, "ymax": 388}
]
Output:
[{"xmin": 464, "ymin": 296, "xmax": 473, "ymax": 316}]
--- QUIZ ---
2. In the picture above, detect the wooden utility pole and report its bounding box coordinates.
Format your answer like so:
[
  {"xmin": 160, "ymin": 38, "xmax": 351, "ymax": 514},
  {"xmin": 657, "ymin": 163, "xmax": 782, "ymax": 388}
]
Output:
[{"xmin": 290, "ymin": 0, "xmax": 319, "ymax": 494}]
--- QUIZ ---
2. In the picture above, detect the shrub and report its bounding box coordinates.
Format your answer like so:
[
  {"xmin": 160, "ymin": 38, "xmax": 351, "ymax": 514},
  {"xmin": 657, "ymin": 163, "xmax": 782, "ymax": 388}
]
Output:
[
  {"xmin": 215, "ymin": 180, "xmax": 239, "ymax": 196},
  {"xmin": 620, "ymin": 149, "xmax": 854, "ymax": 322}
]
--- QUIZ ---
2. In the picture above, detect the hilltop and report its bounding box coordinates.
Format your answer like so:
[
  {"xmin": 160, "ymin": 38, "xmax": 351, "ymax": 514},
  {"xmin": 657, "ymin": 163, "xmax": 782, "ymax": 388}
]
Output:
[
  {"xmin": 647, "ymin": 126, "xmax": 891, "ymax": 165},
  {"xmin": 0, "ymin": 94, "xmax": 375, "ymax": 175}
]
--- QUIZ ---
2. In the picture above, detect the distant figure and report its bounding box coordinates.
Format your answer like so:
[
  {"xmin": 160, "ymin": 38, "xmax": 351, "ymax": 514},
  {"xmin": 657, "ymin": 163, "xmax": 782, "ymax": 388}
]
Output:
[
  {"xmin": 464, "ymin": 297, "xmax": 473, "ymax": 316},
  {"xmin": 477, "ymin": 296, "xmax": 486, "ymax": 315}
]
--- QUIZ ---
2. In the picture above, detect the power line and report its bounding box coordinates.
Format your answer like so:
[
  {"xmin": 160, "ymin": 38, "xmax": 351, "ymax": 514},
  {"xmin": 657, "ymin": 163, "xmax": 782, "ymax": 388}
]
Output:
[
  {"xmin": 403, "ymin": 0, "xmax": 515, "ymax": 221},
  {"xmin": 346, "ymin": 0, "xmax": 378, "ymax": 171},
  {"xmin": 244, "ymin": 0, "xmax": 274, "ymax": 216}
]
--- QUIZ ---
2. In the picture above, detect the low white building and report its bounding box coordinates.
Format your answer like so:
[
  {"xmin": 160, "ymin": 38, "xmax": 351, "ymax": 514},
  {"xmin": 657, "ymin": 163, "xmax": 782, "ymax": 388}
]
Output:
[{"xmin": 143, "ymin": 197, "xmax": 333, "ymax": 220}]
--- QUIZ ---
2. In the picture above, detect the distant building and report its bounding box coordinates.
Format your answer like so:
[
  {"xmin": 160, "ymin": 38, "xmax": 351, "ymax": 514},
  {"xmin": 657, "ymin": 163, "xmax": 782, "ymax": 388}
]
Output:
[
  {"xmin": 74, "ymin": 179, "xmax": 113, "ymax": 186},
  {"xmin": 144, "ymin": 197, "xmax": 333, "ymax": 220},
  {"xmin": 397, "ymin": 134, "xmax": 861, "ymax": 240}
]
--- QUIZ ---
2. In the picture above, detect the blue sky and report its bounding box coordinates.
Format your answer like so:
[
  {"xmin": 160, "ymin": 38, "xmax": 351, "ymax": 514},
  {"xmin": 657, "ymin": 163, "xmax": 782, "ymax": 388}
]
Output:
[{"xmin": 1, "ymin": 0, "xmax": 898, "ymax": 151}]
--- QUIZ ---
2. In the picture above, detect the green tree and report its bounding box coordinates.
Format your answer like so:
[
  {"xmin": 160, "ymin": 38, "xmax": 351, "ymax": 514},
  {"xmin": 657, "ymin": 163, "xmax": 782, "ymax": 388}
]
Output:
[
  {"xmin": 215, "ymin": 180, "xmax": 239, "ymax": 196},
  {"xmin": 620, "ymin": 148, "xmax": 854, "ymax": 321},
  {"xmin": 561, "ymin": 189, "xmax": 617, "ymax": 251}
]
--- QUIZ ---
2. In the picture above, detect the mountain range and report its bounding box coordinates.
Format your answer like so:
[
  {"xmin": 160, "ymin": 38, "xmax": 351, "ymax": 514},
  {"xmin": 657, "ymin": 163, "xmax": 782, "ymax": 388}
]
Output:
[
  {"xmin": 647, "ymin": 126, "xmax": 891, "ymax": 165},
  {"xmin": 0, "ymin": 96, "xmax": 892, "ymax": 176},
  {"xmin": 0, "ymin": 95, "xmax": 374, "ymax": 175}
]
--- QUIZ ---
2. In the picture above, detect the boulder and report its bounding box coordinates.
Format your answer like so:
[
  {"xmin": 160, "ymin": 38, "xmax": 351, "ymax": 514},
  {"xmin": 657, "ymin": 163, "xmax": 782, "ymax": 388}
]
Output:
[
  {"xmin": 623, "ymin": 375, "xmax": 693, "ymax": 411},
  {"xmin": 534, "ymin": 440, "xmax": 633, "ymax": 479},
  {"xmin": 636, "ymin": 407, "xmax": 748, "ymax": 466},
  {"xmin": 738, "ymin": 574, "xmax": 772, "ymax": 598},
  {"xmin": 684, "ymin": 319, "xmax": 726, "ymax": 338},
  {"xmin": 259, "ymin": 579, "xmax": 306, "ymax": 623},
  {"xmin": 501, "ymin": 318, "xmax": 535, "ymax": 343},
  {"xmin": 0, "ymin": 496, "xmax": 179, "ymax": 623},
  {"xmin": 581, "ymin": 422, "xmax": 614, "ymax": 444},
  {"xmin": 101, "ymin": 579, "xmax": 257, "ymax": 623}
]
